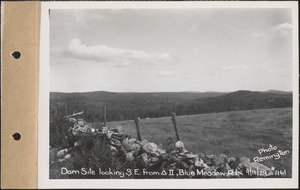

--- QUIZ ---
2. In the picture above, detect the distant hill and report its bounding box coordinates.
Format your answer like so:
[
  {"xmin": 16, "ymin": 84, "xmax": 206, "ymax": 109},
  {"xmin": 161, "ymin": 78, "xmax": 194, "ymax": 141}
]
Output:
[
  {"xmin": 50, "ymin": 90, "xmax": 292, "ymax": 122},
  {"xmin": 50, "ymin": 91, "xmax": 225, "ymax": 121},
  {"xmin": 172, "ymin": 90, "xmax": 292, "ymax": 116},
  {"xmin": 265, "ymin": 89, "xmax": 292, "ymax": 94}
]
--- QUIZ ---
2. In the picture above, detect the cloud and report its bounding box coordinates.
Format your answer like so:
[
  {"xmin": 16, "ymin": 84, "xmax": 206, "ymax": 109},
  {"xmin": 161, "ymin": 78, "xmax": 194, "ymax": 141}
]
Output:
[
  {"xmin": 252, "ymin": 22, "xmax": 292, "ymax": 38},
  {"xmin": 220, "ymin": 65, "xmax": 250, "ymax": 71},
  {"xmin": 157, "ymin": 70, "xmax": 174, "ymax": 77},
  {"xmin": 62, "ymin": 39, "xmax": 172, "ymax": 66},
  {"xmin": 271, "ymin": 23, "xmax": 293, "ymax": 33}
]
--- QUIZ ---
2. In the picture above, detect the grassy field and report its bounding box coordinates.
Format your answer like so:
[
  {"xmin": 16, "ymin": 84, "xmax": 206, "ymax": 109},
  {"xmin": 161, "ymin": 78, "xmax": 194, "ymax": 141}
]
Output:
[{"xmin": 91, "ymin": 107, "xmax": 293, "ymax": 177}]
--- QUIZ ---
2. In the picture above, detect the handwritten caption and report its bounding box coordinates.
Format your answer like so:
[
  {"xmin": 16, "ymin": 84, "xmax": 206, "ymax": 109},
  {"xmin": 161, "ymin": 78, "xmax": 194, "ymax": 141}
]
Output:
[
  {"xmin": 253, "ymin": 144, "xmax": 290, "ymax": 163},
  {"xmin": 245, "ymin": 167, "xmax": 287, "ymax": 177},
  {"xmin": 60, "ymin": 167, "xmax": 244, "ymax": 178}
]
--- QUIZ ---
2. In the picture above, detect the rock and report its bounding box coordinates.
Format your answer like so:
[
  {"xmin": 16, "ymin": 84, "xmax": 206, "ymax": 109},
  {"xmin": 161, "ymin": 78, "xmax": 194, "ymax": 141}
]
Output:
[
  {"xmin": 175, "ymin": 141, "xmax": 186, "ymax": 152},
  {"xmin": 125, "ymin": 151, "xmax": 134, "ymax": 162},
  {"xmin": 112, "ymin": 126, "xmax": 122, "ymax": 133},
  {"xmin": 57, "ymin": 158, "xmax": 66, "ymax": 163},
  {"xmin": 198, "ymin": 153, "xmax": 206, "ymax": 159},
  {"xmin": 86, "ymin": 127, "xmax": 92, "ymax": 133},
  {"xmin": 206, "ymin": 154, "xmax": 217, "ymax": 159},
  {"xmin": 110, "ymin": 145, "xmax": 118, "ymax": 154},
  {"xmin": 177, "ymin": 155, "xmax": 183, "ymax": 160},
  {"xmin": 72, "ymin": 124, "xmax": 91, "ymax": 135},
  {"xmin": 122, "ymin": 138, "xmax": 130, "ymax": 150},
  {"xmin": 228, "ymin": 157, "xmax": 239, "ymax": 169},
  {"xmin": 69, "ymin": 118, "xmax": 77, "ymax": 123},
  {"xmin": 187, "ymin": 159, "xmax": 195, "ymax": 165},
  {"xmin": 127, "ymin": 138, "xmax": 136, "ymax": 144},
  {"xmin": 157, "ymin": 148, "xmax": 166, "ymax": 155},
  {"xmin": 140, "ymin": 139, "xmax": 149, "ymax": 146},
  {"xmin": 95, "ymin": 129, "xmax": 101, "ymax": 133},
  {"xmin": 214, "ymin": 154, "xmax": 227, "ymax": 166},
  {"xmin": 194, "ymin": 159, "xmax": 203, "ymax": 167},
  {"xmin": 175, "ymin": 141, "xmax": 184, "ymax": 148},
  {"xmin": 133, "ymin": 149, "xmax": 142, "ymax": 157},
  {"xmin": 202, "ymin": 163, "xmax": 209, "ymax": 169},
  {"xmin": 205, "ymin": 154, "xmax": 216, "ymax": 166},
  {"xmin": 271, "ymin": 166, "xmax": 275, "ymax": 171},
  {"xmin": 194, "ymin": 158, "xmax": 208, "ymax": 168},
  {"xmin": 160, "ymin": 153, "xmax": 168, "ymax": 160},
  {"xmin": 227, "ymin": 157, "xmax": 236, "ymax": 163},
  {"xmin": 106, "ymin": 131, "xmax": 114, "ymax": 139},
  {"xmin": 102, "ymin": 127, "xmax": 108, "ymax": 133},
  {"xmin": 141, "ymin": 153, "xmax": 148, "ymax": 161},
  {"xmin": 64, "ymin": 154, "xmax": 71, "ymax": 159},
  {"xmin": 149, "ymin": 156, "xmax": 159, "ymax": 163},
  {"xmin": 132, "ymin": 143, "xmax": 141, "ymax": 151},
  {"xmin": 150, "ymin": 152, "xmax": 160, "ymax": 157},
  {"xmin": 111, "ymin": 139, "xmax": 121, "ymax": 147},
  {"xmin": 143, "ymin": 142, "xmax": 158, "ymax": 154},
  {"xmin": 57, "ymin": 148, "xmax": 68, "ymax": 158},
  {"xmin": 204, "ymin": 166, "xmax": 215, "ymax": 172},
  {"xmin": 111, "ymin": 135, "xmax": 122, "ymax": 141},
  {"xmin": 122, "ymin": 138, "xmax": 141, "ymax": 152},
  {"xmin": 71, "ymin": 125, "xmax": 80, "ymax": 135},
  {"xmin": 182, "ymin": 153, "xmax": 199, "ymax": 160},
  {"xmin": 223, "ymin": 163, "xmax": 231, "ymax": 170},
  {"xmin": 74, "ymin": 141, "xmax": 81, "ymax": 147},
  {"xmin": 78, "ymin": 121, "xmax": 85, "ymax": 127},
  {"xmin": 238, "ymin": 157, "xmax": 250, "ymax": 168},
  {"xmin": 141, "ymin": 153, "xmax": 149, "ymax": 167}
]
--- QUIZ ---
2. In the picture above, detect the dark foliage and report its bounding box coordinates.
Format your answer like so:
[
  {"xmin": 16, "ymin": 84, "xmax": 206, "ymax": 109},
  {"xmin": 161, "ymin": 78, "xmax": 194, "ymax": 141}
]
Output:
[{"xmin": 50, "ymin": 90, "xmax": 292, "ymax": 123}]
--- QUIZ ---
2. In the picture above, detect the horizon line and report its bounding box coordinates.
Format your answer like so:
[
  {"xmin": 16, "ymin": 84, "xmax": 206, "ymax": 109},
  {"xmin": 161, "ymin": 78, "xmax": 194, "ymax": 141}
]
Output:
[{"xmin": 49, "ymin": 89, "xmax": 293, "ymax": 93}]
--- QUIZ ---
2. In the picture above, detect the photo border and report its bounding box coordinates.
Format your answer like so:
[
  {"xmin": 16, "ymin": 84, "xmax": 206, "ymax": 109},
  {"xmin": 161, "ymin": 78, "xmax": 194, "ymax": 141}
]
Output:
[{"xmin": 38, "ymin": 1, "xmax": 299, "ymax": 189}]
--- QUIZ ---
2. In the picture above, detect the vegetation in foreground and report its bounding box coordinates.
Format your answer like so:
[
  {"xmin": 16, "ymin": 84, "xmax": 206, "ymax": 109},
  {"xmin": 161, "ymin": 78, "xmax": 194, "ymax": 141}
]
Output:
[{"xmin": 50, "ymin": 107, "xmax": 293, "ymax": 178}]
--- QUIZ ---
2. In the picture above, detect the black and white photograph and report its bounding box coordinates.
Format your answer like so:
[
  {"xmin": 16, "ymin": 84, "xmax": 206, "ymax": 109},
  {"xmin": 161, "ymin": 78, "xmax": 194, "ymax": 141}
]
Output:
[{"xmin": 38, "ymin": 1, "xmax": 298, "ymax": 188}]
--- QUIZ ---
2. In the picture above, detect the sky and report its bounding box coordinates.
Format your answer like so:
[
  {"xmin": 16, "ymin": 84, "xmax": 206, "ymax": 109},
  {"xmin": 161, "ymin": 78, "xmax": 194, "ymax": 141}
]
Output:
[{"xmin": 50, "ymin": 8, "xmax": 293, "ymax": 92}]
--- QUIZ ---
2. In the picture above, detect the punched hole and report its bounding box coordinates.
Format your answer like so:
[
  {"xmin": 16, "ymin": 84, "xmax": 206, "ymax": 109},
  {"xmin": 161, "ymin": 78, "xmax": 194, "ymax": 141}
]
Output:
[
  {"xmin": 12, "ymin": 133, "xmax": 21, "ymax": 141},
  {"xmin": 12, "ymin": 51, "xmax": 21, "ymax": 59}
]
